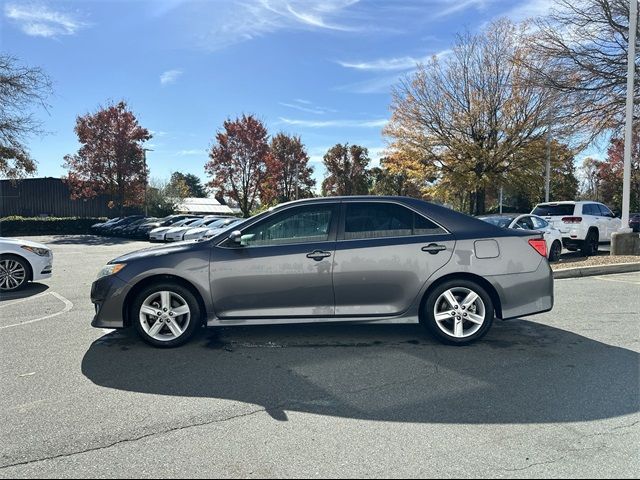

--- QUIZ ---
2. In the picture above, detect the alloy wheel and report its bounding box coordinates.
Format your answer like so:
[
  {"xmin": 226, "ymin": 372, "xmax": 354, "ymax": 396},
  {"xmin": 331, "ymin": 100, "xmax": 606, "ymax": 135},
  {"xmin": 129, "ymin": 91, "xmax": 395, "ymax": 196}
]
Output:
[
  {"xmin": 433, "ymin": 287, "xmax": 486, "ymax": 338},
  {"xmin": 139, "ymin": 291, "xmax": 191, "ymax": 341},
  {"xmin": 0, "ymin": 259, "xmax": 27, "ymax": 291}
]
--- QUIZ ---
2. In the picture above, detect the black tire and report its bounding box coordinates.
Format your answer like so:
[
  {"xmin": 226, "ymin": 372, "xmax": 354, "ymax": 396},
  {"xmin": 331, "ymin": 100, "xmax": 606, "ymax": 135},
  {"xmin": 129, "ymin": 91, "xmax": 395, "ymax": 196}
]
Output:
[
  {"xmin": 581, "ymin": 230, "xmax": 599, "ymax": 257},
  {"xmin": 130, "ymin": 282, "xmax": 202, "ymax": 348},
  {"xmin": 548, "ymin": 240, "xmax": 562, "ymax": 262},
  {"xmin": 0, "ymin": 254, "xmax": 30, "ymax": 292},
  {"xmin": 421, "ymin": 279, "xmax": 494, "ymax": 346}
]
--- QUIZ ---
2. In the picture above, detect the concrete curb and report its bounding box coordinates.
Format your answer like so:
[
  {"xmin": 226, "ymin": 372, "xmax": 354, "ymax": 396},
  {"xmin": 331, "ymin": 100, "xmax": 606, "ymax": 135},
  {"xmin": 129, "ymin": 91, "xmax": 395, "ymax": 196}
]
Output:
[{"xmin": 553, "ymin": 262, "xmax": 640, "ymax": 279}]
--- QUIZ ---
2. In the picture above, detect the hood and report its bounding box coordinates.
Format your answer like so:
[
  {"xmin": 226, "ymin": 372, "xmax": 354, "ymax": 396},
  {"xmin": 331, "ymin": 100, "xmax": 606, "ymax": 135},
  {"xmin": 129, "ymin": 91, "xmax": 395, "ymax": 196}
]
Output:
[
  {"xmin": 149, "ymin": 226, "xmax": 173, "ymax": 234},
  {"xmin": 185, "ymin": 227, "xmax": 209, "ymax": 234},
  {"xmin": 109, "ymin": 241, "xmax": 200, "ymax": 264},
  {"xmin": 165, "ymin": 226, "xmax": 190, "ymax": 234},
  {"xmin": 0, "ymin": 237, "xmax": 50, "ymax": 250}
]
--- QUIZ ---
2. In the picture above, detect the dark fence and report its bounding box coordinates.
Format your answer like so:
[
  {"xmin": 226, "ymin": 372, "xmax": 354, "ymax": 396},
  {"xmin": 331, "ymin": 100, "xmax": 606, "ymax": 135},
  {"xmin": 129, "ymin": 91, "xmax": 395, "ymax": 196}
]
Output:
[{"xmin": 0, "ymin": 177, "xmax": 141, "ymax": 218}]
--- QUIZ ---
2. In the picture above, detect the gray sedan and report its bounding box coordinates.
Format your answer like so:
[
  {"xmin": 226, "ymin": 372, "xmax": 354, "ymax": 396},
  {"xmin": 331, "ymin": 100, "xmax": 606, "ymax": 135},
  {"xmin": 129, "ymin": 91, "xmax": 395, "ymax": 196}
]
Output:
[{"xmin": 91, "ymin": 196, "xmax": 553, "ymax": 347}]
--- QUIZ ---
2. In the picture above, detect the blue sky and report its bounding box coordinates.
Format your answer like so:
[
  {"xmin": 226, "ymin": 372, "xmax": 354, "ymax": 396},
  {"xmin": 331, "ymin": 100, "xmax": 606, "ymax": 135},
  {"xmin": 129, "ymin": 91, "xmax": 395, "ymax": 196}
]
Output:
[{"xmin": 4, "ymin": 0, "xmax": 600, "ymax": 191}]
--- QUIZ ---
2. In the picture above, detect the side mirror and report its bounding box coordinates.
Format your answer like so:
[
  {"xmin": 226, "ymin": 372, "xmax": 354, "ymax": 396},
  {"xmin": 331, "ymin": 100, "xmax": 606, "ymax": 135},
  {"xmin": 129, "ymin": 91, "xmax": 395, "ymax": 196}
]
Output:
[{"xmin": 228, "ymin": 230, "xmax": 242, "ymax": 244}]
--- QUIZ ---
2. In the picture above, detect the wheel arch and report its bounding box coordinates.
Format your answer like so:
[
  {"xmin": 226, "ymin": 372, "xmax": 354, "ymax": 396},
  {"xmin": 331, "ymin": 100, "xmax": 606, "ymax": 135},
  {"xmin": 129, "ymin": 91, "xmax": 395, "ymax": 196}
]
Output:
[
  {"xmin": 419, "ymin": 272, "xmax": 503, "ymax": 320},
  {"xmin": 122, "ymin": 274, "xmax": 208, "ymax": 327},
  {"xmin": 0, "ymin": 253, "xmax": 33, "ymax": 282}
]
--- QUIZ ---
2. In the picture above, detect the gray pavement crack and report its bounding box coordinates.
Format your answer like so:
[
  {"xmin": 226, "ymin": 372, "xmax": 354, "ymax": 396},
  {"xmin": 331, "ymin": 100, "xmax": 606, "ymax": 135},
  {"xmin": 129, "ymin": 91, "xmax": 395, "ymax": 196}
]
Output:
[{"xmin": 0, "ymin": 406, "xmax": 268, "ymax": 470}]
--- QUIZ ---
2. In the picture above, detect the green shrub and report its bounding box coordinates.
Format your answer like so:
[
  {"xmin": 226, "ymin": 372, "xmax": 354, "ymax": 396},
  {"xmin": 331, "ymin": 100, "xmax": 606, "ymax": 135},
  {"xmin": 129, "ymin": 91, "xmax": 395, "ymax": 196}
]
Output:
[{"xmin": 0, "ymin": 216, "xmax": 107, "ymax": 236}]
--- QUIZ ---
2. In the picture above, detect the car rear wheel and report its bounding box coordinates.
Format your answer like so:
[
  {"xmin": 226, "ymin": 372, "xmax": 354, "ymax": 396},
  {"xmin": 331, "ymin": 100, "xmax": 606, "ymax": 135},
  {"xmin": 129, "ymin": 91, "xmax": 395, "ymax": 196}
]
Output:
[
  {"xmin": 422, "ymin": 280, "xmax": 494, "ymax": 345},
  {"xmin": 581, "ymin": 230, "xmax": 599, "ymax": 257},
  {"xmin": 0, "ymin": 255, "xmax": 30, "ymax": 291},
  {"xmin": 548, "ymin": 240, "xmax": 562, "ymax": 262},
  {"xmin": 131, "ymin": 282, "xmax": 201, "ymax": 348}
]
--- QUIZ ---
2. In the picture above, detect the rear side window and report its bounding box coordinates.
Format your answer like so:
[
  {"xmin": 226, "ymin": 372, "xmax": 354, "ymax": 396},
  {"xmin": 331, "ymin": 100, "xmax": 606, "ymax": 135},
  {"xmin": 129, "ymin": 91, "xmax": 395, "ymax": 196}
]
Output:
[
  {"xmin": 515, "ymin": 217, "xmax": 535, "ymax": 230},
  {"xmin": 344, "ymin": 203, "xmax": 445, "ymax": 240},
  {"xmin": 531, "ymin": 217, "xmax": 549, "ymax": 229},
  {"xmin": 532, "ymin": 204, "xmax": 575, "ymax": 216},
  {"xmin": 582, "ymin": 204, "xmax": 600, "ymax": 216}
]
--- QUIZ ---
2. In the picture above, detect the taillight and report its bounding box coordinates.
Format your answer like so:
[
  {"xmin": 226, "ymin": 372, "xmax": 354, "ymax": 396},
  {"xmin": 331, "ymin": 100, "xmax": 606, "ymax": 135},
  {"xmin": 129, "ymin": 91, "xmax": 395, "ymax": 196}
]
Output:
[
  {"xmin": 528, "ymin": 238, "xmax": 547, "ymax": 257},
  {"xmin": 561, "ymin": 216, "xmax": 582, "ymax": 224}
]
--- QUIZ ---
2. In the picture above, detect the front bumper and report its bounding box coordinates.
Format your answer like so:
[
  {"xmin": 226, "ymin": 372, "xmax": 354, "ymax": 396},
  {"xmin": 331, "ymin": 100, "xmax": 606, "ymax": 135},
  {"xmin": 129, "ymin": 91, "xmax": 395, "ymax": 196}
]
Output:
[
  {"xmin": 91, "ymin": 274, "xmax": 131, "ymax": 328},
  {"xmin": 29, "ymin": 251, "xmax": 53, "ymax": 281}
]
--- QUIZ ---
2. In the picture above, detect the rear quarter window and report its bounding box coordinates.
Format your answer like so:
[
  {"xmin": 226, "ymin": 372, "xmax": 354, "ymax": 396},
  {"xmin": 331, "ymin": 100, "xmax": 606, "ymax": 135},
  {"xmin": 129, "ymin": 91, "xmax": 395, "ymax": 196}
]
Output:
[{"xmin": 532, "ymin": 204, "xmax": 576, "ymax": 216}]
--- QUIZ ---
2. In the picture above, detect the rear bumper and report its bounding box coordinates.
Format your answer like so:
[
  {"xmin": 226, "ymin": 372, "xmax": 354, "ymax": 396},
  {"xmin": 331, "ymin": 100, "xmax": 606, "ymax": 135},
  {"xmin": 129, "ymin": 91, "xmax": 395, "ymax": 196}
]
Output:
[{"xmin": 487, "ymin": 259, "xmax": 554, "ymax": 320}]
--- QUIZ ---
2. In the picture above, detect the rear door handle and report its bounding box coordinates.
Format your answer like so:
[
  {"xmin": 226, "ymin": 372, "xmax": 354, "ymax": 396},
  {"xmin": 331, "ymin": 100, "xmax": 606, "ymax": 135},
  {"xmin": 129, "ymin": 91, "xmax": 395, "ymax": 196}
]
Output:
[
  {"xmin": 422, "ymin": 243, "xmax": 447, "ymax": 254},
  {"xmin": 306, "ymin": 250, "xmax": 332, "ymax": 261}
]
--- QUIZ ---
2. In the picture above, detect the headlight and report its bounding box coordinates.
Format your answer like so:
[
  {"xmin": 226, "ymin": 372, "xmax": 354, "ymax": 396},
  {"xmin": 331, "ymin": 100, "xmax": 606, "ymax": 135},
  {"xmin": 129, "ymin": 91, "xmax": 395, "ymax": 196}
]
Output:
[
  {"xmin": 96, "ymin": 263, "xmax": 126, "ymax": 280},
  {"xmin": 21, "ymin": 245, "xmax": 50, "ymax": 256}
]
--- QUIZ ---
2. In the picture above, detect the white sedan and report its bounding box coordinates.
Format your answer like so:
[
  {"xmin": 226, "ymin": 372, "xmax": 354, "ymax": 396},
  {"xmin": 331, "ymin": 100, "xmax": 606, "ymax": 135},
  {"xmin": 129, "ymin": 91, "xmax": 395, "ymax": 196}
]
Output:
[
  {"xmin": 183, "ymin": 218, "xmax": 242, "ymax": 241},
  {"xmin": 477, "ymin": 214, "xmax": 563, "ymax": 261},
  {"xmin": 0, "ymin": 237, "xmax": 53, "ymax": 291},
  {"xmin": 164, "ymin": 216, "xmax": 225, "ymax": 242},
  {"xmin": 149, "ymin": 217, "xmax": 202, "ymax": 242}
]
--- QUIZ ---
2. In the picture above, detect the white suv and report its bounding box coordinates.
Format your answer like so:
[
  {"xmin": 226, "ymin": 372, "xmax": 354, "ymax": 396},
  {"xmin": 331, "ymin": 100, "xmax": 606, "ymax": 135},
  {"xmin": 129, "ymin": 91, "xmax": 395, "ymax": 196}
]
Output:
[{"xmin": 531, "ymin": 201, "xmax": 621, "ymax": 256}]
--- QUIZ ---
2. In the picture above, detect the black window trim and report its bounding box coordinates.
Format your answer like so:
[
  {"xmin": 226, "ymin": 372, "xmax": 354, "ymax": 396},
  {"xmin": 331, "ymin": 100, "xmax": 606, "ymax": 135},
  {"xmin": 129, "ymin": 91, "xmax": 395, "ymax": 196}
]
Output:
[
  {"xmin": 215, "ymin": 202, "xmax": 340, "ymax": 249},
  {"xmin": 336, "ymin": 200, "xmax": 451, "ymax": 242}
]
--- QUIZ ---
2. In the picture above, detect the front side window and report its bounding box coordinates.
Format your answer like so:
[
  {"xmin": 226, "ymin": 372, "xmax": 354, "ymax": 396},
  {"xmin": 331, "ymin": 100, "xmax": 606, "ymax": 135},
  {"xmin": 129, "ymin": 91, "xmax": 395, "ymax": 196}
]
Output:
[
  {"xmin": 597, "ymin": 204, "xmax": 615, "ymax": 218},
  {"xmin": 344, "ymin": 203, "xmax": 445, "ymax": 240},
  {"xmin": 240, "ymin": 205, "xmax": 334, "ymax": 247}
]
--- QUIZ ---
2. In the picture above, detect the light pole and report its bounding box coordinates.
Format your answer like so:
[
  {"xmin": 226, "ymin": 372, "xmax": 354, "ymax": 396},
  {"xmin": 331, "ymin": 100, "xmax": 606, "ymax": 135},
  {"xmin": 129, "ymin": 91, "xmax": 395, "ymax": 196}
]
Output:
[
  {"xmin": 620, "ymin": 0, "xmax": 637, "ymax": 233},
  {"xmin": 143, "ymin": 148, "xmax": 153, "ymax": 217}
]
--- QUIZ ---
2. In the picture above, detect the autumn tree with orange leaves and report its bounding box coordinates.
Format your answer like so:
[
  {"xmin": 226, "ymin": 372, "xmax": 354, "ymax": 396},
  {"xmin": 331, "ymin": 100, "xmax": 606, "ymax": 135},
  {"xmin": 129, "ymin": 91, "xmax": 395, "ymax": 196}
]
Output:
[
  {"xmin": 63, "ymin": 101, "xmax": 151, "ymax": 215},
  {"xmin": 261, "ymin": 133, "xmax": 315, "ymax": 205},
  {"xmin": 205, "ymin": 115, "xmax": 269, "ymax": 217}
]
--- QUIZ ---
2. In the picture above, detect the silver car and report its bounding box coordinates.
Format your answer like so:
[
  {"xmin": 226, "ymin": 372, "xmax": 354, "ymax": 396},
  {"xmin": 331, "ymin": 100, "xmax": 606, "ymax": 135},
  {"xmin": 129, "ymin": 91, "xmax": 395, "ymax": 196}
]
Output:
[{"xmin": 91, "ymin": 197, "xmax": 554, "ymax": 348}]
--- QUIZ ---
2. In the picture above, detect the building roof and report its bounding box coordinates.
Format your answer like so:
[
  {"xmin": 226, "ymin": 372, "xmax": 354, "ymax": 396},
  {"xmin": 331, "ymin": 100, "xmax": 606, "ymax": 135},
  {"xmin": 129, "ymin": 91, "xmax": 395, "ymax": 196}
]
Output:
[{"xmin": 176, "ymin": 197, "xmax": 234, "ymax": 215}]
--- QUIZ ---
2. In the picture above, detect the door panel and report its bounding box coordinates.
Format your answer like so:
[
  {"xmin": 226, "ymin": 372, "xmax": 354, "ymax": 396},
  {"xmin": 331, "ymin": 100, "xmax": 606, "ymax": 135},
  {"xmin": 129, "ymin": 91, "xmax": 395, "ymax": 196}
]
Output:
[
  {"xmin": 333, "ymin": 202, "xmax": 454, "ymax": 316},
  {"xmin": 333, "ymin": 235, "xmax": 455, "ymax": 316},
  {"xmin": 210, "ymin": 204, "xmax": 337, "ymax": 318}
]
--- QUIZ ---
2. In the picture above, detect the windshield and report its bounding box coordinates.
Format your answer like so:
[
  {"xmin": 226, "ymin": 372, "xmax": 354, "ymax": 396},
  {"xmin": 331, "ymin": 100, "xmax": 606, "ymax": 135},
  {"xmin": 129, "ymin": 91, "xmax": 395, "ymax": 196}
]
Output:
[
  {"xmin": 532, "ymin": 204, "xmax": 575, "ymax": 216},
  {"xmin": 477, "ymin": 216, "xmax": 514, "ymax": 228}
]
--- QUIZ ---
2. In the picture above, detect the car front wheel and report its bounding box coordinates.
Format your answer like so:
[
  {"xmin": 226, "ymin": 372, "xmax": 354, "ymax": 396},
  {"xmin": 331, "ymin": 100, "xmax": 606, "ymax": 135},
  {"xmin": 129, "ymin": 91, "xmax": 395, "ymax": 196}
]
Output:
[
  {"xmin": 422, "ymin": 280, "xmax": 494, "ymax": 345},
  {"xmin": 0, "ymin": 255, "xmax": 29, "ymax": 292},
  {"xmin": 549, "ymin": 240, "xmax": 562, "ymax": 262},
  {"xmin": 131, "ymin": 282, "xmax": 201, "ymax": 347}
]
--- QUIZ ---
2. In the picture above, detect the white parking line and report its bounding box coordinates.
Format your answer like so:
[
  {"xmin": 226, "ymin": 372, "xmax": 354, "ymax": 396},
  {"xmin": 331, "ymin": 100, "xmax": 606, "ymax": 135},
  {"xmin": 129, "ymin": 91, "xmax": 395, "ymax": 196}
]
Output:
[
  {"xmin": 593, "ymin": 275, "xmax": 640, "ymax": 285},
  {"xmin": 0, "ymin": 291, "xmax": 51, "ymax": 308},
  {"xmin": 0, "ymin": 292, "xmax": 74, "ymax": 330}
]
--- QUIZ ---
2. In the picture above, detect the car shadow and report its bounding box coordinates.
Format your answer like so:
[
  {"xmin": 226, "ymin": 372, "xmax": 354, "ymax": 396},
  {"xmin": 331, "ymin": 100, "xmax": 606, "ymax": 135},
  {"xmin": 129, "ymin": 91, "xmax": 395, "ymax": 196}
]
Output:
[
  {"xmin": 44, "ymin": 235, "xmax": 146, "ymax": 246},
  {"xmin": 82, "ymin": 320, "xmax": 639, "ymax": 425},
  {"xmin": 0, "ymin": 282, "xmax": 49, "ymax": 302}
]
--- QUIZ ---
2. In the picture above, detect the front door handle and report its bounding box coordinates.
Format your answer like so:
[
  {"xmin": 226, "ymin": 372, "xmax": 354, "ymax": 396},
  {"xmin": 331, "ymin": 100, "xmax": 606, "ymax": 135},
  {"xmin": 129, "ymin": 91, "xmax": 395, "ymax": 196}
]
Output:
[
  {"xmin": 422, "ymin": 243, "xmax": 447, "ymax": 254},
  {"xmin": 306, "ymin": 250, "xmax": 332, "ymax": 261}
]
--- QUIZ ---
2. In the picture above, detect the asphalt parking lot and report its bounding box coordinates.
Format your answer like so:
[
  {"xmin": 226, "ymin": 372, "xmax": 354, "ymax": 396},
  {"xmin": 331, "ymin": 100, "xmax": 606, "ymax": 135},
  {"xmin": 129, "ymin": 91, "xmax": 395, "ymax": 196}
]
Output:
[{"xmin": 0, "ymin": 235, "xmax": 638, "ymax": 478}]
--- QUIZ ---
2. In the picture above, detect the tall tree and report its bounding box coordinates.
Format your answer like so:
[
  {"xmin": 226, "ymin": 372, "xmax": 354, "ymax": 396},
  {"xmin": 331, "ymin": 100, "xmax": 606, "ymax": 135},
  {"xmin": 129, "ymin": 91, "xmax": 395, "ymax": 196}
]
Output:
[
  {"xmin": 598, "ymin": 127, "xmax": 640, "ymax": 211},
  {"xmin": 530, "ymin": 0, "xmax": 640, "ymax": 136},
  {"xmin": 580, "ymin": 157, "xmax": 604, "ymax": 201},
  {"xmin": 385, "ymin": 19, "xmax": 576, "ymax": 215},
  {"xmin": 205, "ymin": 115, "xmax": 269, "ymax": 217},
  {"xmin": 321, "ymin": 144, "xmax": 370, "ymax": 196},
  {"xmin": 0, "ymin": 55, "xmax": 53, "ymax": 178},
  {"xmin": 63, "ymin": 101, "xmax": 151, "ymax": 215},
  {"xmin": 262, "ymin": 133, "xmax": 315, "ymax": 205},
  {"xmin": 170, "ymin": 172, "xmax": 208, "ymax": 197}
]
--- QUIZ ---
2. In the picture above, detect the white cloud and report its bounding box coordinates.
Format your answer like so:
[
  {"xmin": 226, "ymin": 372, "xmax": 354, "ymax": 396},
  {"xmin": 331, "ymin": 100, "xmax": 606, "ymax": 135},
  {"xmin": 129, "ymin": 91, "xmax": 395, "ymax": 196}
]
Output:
[
  {"xmin": 434, "ymin": 0, "xmax": 491, "ymax": 19},
  {"xmin": 279, "ymin": 117, "xmax": 388, "ymax": 128},
  {"xmin": 177, "ymin": 149, "xmax": 206, "ymax": 156},
  {"xmin": 279, "ymin": 100, "xmax": 337, "ymax": 115},
  {"xmin": 338, "ymin": 49, "xmax": 452, "ymax": 71},
  {"xmin": 160, "ymin": 69, "xmax": 183, "ymax": 85},
  {"xmin": 503, "ymin": 0, "xmax": 555, "ymax": 22},
  {"xmin": 4, "ymin": 2, "xmax": 87, "ymax": 38},
  {"xmin": 178, "ymin": 0, "xmax": 363, "ymax": 51}
]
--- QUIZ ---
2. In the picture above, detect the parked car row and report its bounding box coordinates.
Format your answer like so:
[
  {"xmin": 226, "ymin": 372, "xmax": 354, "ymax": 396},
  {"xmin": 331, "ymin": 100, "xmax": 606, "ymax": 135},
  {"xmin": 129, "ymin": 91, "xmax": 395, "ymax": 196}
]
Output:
[{"xmin": 91, "ymin": 214, "xmax": 243, "ymax": 242}]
